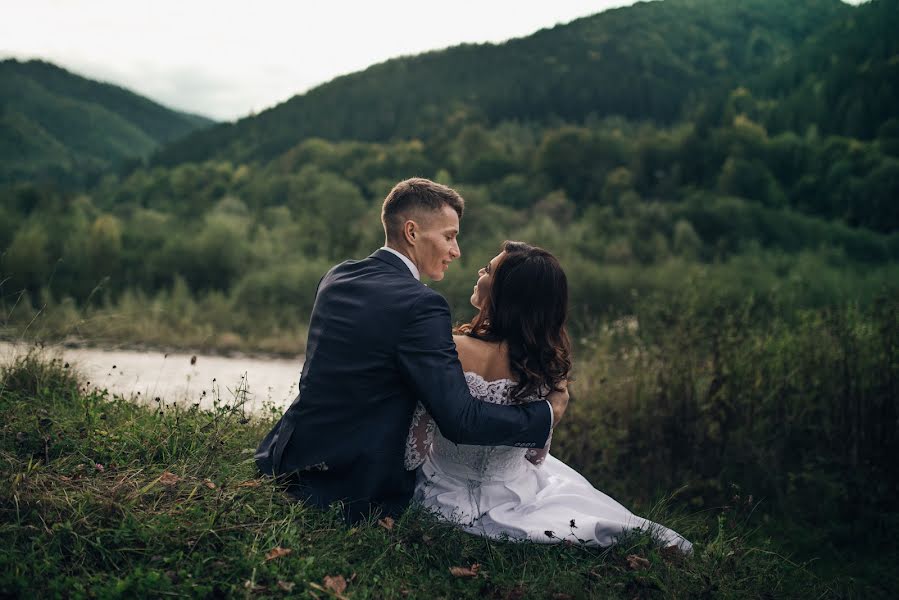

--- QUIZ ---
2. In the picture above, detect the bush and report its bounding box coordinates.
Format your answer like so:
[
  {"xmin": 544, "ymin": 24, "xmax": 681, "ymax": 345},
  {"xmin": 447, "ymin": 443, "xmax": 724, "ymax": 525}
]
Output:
[{"xmin": 231, "ymin": 260, "xmax": 331, "ymax": 322}]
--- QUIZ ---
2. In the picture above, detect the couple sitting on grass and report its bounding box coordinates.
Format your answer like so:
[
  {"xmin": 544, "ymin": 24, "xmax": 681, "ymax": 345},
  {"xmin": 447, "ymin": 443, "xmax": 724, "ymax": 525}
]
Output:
[{"xmin": 255, "ymin": 177, "xmax": 691, "ymax": 552}]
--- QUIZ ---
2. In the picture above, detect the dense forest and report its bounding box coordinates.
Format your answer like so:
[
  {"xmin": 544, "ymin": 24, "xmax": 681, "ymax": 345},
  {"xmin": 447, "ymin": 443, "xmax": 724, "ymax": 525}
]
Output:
[{"xmin": 1, "ymin": 0, "xmax": 897, "ymax": 593}]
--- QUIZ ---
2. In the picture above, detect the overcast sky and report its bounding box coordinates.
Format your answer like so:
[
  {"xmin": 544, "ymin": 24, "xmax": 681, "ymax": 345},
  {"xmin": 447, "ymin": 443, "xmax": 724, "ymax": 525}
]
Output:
[{"xmin": 2, "ymin": 1, "xmax": 866, "ymax": 122}]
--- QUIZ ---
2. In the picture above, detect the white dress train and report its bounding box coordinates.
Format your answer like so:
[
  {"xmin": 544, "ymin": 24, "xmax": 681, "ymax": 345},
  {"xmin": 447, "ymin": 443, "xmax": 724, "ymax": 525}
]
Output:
[{"xmin": 405, "ymin": 372, "xmax": 693, "ymax": 551}]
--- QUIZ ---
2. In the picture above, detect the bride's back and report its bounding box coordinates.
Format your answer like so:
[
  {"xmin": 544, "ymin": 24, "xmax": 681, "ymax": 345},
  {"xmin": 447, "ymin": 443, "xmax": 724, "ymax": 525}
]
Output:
[
  {"xmin": 416, "ymin": 334, "xmax": 546, "ymax": 480},
  {"xmin": 403, "ymin": 333, "xmax": 545, "ymax": 474}
]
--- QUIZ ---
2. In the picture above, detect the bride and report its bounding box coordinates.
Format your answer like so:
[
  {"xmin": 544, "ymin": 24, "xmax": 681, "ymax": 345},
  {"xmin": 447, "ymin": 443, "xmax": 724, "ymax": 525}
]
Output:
[{"xmin": 404, "ymin": 241, "xmax": 692, "ymax": 551}]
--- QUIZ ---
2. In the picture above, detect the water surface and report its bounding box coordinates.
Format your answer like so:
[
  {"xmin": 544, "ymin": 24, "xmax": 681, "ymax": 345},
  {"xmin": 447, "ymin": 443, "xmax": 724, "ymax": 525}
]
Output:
[{"xmin": 0, "ymin": 341, "xmax": 303, "ymax": 413}]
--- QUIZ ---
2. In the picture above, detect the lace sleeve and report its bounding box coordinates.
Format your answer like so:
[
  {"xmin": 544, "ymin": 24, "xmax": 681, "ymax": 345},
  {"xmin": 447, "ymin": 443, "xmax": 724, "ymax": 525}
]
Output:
[
  {"xmin": 404, "ymin": 401, "xmax": 436, "ymax": 470},
  {"xmin": 525, "ymin": 426, "xmax": 552, "ymax": 466}
]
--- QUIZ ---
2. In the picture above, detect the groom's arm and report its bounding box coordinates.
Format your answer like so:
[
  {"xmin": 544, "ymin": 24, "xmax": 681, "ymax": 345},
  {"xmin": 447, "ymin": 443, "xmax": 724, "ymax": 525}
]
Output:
[{"xmin": 396, "ymin": 291, "xmax": 552, "ymax": 448}]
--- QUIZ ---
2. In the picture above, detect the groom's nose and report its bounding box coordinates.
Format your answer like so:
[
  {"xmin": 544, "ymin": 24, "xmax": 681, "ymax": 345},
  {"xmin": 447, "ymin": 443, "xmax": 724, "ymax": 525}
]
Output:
[{"xmin": 450, "ymin": 240, "xmax": 461, "ymax": 259}]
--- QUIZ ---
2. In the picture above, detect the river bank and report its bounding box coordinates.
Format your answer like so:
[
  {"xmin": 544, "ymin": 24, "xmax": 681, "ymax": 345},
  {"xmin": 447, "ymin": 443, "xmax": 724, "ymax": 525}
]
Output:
[
  {"xmin": 0, "ymin": 335, "xmax": 304, "ymax": 360},
  {"xmin": 0, "ymin": 340, "xmax": 303, "ymax": 413},
  {"xmin": 0, "ymin": 290, "xmax": 309, "ymax": 360}
]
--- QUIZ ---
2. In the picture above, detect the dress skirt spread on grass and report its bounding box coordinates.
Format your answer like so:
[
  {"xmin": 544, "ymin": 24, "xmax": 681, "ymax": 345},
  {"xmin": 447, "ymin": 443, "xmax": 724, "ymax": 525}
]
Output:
[{"xmin": 405, "ymin": 372, "xmax": 693, "ymax": 551}]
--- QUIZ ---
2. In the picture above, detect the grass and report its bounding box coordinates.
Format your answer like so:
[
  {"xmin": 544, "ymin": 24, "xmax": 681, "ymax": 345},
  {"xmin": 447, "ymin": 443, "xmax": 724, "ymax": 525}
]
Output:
[
  {"xmin": 0, "ymin": 283, "xmax": 307, "ymax": 357},
  {"xmin": 551, "ymin": 295, "xmax": 899, "ymax": 598},
  {"xmin": 0, "ymin": 353, "xmax": 859, "ymax": 599}
]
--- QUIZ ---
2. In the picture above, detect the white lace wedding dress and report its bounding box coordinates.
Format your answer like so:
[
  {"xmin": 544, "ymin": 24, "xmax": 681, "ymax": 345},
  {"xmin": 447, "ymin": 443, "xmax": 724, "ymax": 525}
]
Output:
[{"xmin": 405, "ymin": 372, "xmax": 692, "ymax": 551}]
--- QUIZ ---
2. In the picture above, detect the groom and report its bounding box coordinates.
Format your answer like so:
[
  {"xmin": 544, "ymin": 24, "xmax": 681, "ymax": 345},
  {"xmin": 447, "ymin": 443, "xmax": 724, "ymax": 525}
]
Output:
[{"xmin": 255, "ymin": 177, "xmax": 567, "ymax": 520}]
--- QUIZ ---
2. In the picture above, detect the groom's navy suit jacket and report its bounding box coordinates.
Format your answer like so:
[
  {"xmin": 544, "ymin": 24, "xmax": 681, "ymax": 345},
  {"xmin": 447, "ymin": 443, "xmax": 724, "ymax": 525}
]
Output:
[{"xmin": 255, "ymin": 249, "xmax": 551, "ymax": 519}]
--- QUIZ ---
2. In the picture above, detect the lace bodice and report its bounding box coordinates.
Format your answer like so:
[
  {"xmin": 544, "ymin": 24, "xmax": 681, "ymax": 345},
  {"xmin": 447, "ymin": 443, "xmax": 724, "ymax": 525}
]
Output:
[{"xmin": 404, "ymin": 371, "xmax": 552, "ymax": 472}]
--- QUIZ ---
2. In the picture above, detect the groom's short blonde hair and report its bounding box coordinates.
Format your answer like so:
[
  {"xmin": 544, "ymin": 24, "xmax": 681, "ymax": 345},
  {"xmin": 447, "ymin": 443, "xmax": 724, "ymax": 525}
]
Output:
[{"xmin": 381, "ymin": 178, "xmax": 465, "ymax": 244}]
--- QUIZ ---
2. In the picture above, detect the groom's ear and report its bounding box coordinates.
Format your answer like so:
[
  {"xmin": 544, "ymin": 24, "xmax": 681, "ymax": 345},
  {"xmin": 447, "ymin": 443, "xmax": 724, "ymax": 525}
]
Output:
[{"xmin": 403, "ymin": 220, "xmax": 417, "ymax": 245}]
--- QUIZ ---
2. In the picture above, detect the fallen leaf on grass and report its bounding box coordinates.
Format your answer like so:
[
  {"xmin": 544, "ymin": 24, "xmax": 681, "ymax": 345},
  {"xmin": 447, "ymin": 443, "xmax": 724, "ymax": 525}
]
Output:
[
  {"xmin": 626, "ymin": 554, "xmax": 651, "ymax": 570},
  {"xmin": 243, "ymin": 580, "xmax": 266, "ymax": 593},
  {"xmin": 265, "ymin": 546, "xmax": 293, "ymax": 561},
  {"xmin": 277, "ymin": 580, "xmax": 295, "ymax": 592},
  {"xmin": 449, "ymin": 563, "xmax": 481, "ymax": 577},
  {"xmin": 324, "ymin": 575, "xmax": 347, "ymax": 594},
  {"xmin": 378, "ymin": 516, "xmax": 394, "ymax": 530},
  {"xmin": 203, "ymin": 479, "xmax": 216, "ymax": 489},
  {"xmin": 237, "ymin": 479, "xmax": 261, "ymax": 488},
  {"xmin": 159, "ymin": 471, "xmax": 180, "ymax": 486},
  {"xmin": 309, "ymin": 581, "xmax": 349, "ymax": 600}
]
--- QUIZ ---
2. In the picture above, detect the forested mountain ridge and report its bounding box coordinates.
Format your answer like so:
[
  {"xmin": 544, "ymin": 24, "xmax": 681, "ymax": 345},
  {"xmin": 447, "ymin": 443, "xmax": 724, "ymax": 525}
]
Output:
[
  {"xmin": 2, "ymin": 0, "xmax": 896, "ymax": 307},
  {"xmin": 152, "ymin": 0, "xmax": 852, "ymax": 166},
  {"xmin": 0, "ymin": 59, "xmax": 214, "ymax": 184},
  {"xmin": 742, "ymin": 0, "xmax": 899, "ymax": 139}
]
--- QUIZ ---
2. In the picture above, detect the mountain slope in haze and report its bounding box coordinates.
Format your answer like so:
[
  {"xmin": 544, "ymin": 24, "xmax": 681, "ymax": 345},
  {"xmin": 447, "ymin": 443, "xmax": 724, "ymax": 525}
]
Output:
[
  {"xmin": 0, "ymin": 59, "xmax": 214, "ymax": 184},
  {"xmin": 152, "ymin": 0, "xmax": 851, "ymax": 167}
]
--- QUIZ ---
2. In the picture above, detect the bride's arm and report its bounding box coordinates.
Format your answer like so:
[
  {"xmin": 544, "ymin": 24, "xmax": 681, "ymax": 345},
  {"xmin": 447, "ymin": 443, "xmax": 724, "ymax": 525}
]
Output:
[
  {"xmin": 526, "ymin": 382, "xmax": 567, "ymax": 466},
  {"xmin": 403, "ymin": 336, "xmax": 477, "ymax": 470},
  {"xmin": 404, "ymin": 401, "xmax": 435, "ymax": 470}
]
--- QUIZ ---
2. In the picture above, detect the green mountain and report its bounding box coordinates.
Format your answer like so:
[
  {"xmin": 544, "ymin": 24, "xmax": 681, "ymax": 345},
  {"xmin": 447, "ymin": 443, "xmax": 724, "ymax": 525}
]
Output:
[
  {"xmin": 0, "ymin": 59, "xmax": 214, "ymax": 184},
  {"xmin": 152, "ymin": 0, "xmax": 852, "ymax": 166},
  {"xmin": 744, "ymin": 0, "xmax": 899, "ymax": 139}
]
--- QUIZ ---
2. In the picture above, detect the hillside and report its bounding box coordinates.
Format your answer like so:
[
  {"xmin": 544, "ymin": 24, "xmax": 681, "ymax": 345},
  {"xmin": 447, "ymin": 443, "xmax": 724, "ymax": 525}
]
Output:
[
  {"xmin": 0, "ymin": 59, "xmax": 214, "ymax": 184},
  {"xmin": 152, "ymin": 0, "xmax": 851, "ymax": 166},
  {"xmin": 747, "ymin": 0, "xmax": 899, "ymax": 139}
]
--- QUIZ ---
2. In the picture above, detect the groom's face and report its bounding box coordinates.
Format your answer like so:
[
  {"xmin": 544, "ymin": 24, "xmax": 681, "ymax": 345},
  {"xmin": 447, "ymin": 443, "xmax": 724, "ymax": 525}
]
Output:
[{"xmin": 411, "ymin": 204, "xmax": 461, "ymax": 281}]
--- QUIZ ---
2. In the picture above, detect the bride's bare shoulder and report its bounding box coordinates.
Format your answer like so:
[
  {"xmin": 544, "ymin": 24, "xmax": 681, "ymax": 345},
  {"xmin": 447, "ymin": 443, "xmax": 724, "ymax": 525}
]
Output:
[
  {"xmin": 453, "ymin": 334, "xmax": 478, "ymax": 372},
  {"xmin": 453, "ymin": 334, "xmax": 512, "ymax": 381}
]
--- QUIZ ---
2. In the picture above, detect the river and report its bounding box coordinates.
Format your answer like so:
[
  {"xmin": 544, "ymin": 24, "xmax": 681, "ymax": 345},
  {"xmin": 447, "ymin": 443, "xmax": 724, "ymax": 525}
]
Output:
[{"xmin": 0, "ymin": 341, "xmax": 304, "ymax": 414}]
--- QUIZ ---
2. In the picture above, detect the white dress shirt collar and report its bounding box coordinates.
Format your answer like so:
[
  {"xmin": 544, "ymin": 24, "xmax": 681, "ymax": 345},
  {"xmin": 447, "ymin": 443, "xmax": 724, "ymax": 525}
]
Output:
[{"xmin": 380, "ymin": 246, "xmax": 420, "ymax": 281}]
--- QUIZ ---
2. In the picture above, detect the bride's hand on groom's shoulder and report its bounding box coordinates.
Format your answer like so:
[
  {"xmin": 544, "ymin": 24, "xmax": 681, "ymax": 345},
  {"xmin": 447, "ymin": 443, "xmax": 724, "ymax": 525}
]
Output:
[{"xmin": 548, "ymin": 382, "xmax": 569, "ymax": 427}]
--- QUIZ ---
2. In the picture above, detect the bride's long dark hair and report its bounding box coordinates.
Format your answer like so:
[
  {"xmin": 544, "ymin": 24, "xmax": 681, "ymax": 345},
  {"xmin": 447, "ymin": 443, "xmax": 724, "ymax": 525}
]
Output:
[{"xmin": 455, "ymin": 241, "xmax": 571, "ymax": 402}]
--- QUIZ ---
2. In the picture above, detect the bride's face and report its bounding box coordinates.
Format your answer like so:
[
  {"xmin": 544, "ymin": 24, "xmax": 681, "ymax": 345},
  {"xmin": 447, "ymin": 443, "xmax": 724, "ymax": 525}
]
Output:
[{"xmin": 471, "ymin": 251, "xmax": 504, "ymax": 310}]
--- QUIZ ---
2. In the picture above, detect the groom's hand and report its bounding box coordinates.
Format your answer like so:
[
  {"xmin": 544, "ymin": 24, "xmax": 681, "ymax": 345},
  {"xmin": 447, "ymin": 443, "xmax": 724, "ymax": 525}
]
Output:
[{"xmin": 548, "ymin": 385, "xmax": 569, "ymax": 427}]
